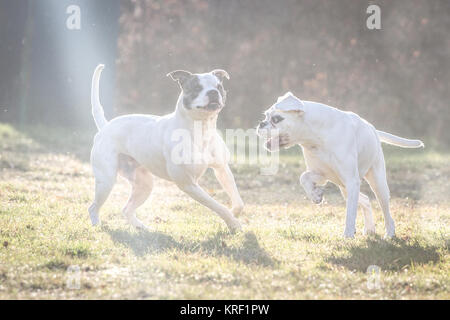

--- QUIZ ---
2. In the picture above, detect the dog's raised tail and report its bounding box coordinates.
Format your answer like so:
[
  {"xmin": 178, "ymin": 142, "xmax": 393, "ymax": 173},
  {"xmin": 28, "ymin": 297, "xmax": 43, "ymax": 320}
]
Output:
[
  {"xmin": 377, "ymin": 130, "xmax": 424, "ymax": 148},
  {"xmin": 91, "ymin": 64, "xmax": 108, "ymax": 130}
]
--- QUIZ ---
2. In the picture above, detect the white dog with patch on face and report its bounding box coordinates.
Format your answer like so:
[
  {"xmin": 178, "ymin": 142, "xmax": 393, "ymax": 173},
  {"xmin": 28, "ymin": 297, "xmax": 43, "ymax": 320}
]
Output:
[
  {"xmin": 257, "ymin": 92, "xmax": 424, "ymax": 238},
  {"xmin": 88, "ymin": 64, "xmax": 243, "ymax": 232}
]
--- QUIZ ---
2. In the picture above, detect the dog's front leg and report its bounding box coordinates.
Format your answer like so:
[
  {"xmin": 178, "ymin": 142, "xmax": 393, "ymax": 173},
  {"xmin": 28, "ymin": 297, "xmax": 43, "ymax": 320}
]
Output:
[
  {"xmin": 300, "ymin": 171, "xmax": 326, "ymax": 204},
  {"xmin": 213, "ymin": 164, "xmax": 244, "ymax": 216},
  {"xmin": 342, "ymin": 178, "xmax": 361, "ymax": 238},
  {"xmin": 177, "ymin": 183, "xmax": 242, "ymax": 233}
]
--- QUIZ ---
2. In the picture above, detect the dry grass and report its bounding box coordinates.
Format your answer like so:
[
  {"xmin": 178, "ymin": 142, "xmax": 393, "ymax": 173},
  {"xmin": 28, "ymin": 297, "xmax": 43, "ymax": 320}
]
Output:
[{"xmin": 0, "ymin": 123, "xmax": 448, "ymax": 299}]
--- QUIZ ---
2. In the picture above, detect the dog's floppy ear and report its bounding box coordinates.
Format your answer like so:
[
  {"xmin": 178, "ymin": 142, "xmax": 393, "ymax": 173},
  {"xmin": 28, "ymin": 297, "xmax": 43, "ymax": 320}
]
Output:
[
  {"xmin": 276, "ymin": 91, "xmax": 294, "ymax": 103},
  {"xmin": 211, "ymin": 69, "xmax": 230, "ymax": 82},
  {"xmin": 275, "ymin": 92, "xmax": 305, "ymax": 114},
  {"xmin": 167, "ymin": 70, "xmax": 192, "ymax": 87}
]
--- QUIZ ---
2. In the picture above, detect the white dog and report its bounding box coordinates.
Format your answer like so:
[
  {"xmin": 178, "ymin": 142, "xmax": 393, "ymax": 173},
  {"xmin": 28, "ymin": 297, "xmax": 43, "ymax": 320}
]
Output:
[
  {"xmin": 88, "ymin": 65, "xmax": 243, "ymax": 232},
  {"xmin": 257, "ymin": 92, "xmax": 424, "ymax": 238}
]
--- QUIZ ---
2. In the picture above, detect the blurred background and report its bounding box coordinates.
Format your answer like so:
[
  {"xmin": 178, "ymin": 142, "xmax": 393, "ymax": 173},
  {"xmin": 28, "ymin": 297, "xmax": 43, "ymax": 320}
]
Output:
[{"xmin": 0, "ymin": 0, "xmax": 449, "ymax": 147}]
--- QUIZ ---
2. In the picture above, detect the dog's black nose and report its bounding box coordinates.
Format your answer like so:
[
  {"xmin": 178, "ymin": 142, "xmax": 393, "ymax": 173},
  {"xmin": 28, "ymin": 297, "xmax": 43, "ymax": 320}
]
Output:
[
  {"xmin": 259, "ymin": 121, "xmax": 269, "ymax": 129},
  {"xmin": 207, "ymin": 90, "xmax": 219, "ymax": 102}
]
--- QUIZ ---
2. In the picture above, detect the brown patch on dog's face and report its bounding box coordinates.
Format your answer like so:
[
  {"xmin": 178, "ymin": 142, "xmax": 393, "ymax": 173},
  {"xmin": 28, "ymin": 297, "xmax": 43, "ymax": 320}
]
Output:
[
  {"xmin": 257, "ymin": 111, "xmax": 284, "ymax": 132},
  {"xmin": 182, "ymin": 76, "xmax": 203, "ymax": 110},
  {"xmin": 257, "ymin": 110, "xmax": 291, "ymax": 151}
]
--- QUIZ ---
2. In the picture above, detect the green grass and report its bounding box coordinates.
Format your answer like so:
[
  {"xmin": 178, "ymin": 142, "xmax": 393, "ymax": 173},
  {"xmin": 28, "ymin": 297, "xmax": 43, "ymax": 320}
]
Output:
[{"xmin": 0, "ymin": 122, "xmax": 448, "ymax": 299}]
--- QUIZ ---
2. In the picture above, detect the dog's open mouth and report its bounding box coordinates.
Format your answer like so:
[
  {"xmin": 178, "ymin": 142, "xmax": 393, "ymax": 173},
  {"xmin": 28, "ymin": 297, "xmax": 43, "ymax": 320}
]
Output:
[
  {"xmin": 265, "ymin": 135, "xmax": 289, "ymax": 151},
  {"xmin": 205, "ymin": 102, "xmax": 222, "ymax": 111}
]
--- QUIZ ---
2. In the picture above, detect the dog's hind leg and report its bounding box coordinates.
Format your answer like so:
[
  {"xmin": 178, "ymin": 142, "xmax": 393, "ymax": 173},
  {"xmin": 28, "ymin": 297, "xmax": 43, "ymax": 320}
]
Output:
[
  {"xmin": 89, "ymin": 147, "xmax": 118, "ymax": 226},
  {"xmin": 340, "ymin": 188, "xmax": 376, "ymax": 235},
  {"xmin": 365, "ymin": 160, "xmax": 395, "ymax": 238},
  {"xmin": 336, "ymin": 165, "xmax": 361, "ymax": 239},
  {"xmin": 358, "ymin": 193, "xmax": 376, "ymax": 235},
  {"xmin": 120, "ymin": 162, "xmax": 153, "ymax": 230}
]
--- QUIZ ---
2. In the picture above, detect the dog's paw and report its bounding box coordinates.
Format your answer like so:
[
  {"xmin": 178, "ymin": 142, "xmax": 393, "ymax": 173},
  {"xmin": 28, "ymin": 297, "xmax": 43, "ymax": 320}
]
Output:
[
  {"xmin": 91, "ymin": 218, "xmax": 101, "ymax": 227},
  {"xmin": 136, "ymin": 224, "xmax": 149, "ymax": 232},
  {"xmin": 128, "ymin": 217, "xmax": 148, "ymax": 231},
  {"xmin": 227, "ymin": 219, "xmax": 243, "ymax": 234},
  {"xmin": 363, "ymin": 225, "xmax": 376, "ymax": 236},
  {"xmin": 384, "ymin": 221, "xmax": 395, "ymax": 239},
  {"xmin": 311, "ymin": 187, "xmax": 324, "ymax": 204},
  {"xmin": 343, "ymin": 228, "xmax": 356, "ymax": 238},
  {"xmin": 88, "ymin": 205, "xmax": 101, "ymax": 226},
  {"xmin": 231, "ymin": 203, "xmax": 244, "ymax": 217},
  {"xmin": 383, "ymin": 230, "xmax": 395, "ymax": 240}
]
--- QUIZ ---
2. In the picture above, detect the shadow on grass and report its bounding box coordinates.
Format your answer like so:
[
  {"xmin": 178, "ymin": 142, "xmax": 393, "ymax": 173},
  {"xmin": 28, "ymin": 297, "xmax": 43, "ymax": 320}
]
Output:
[
  {"xmin": 327, "ymin": 236, "xmax": 442, "ymax": 272},
  {"xmin": 0, "ymin": 123, "xmax": 94, "ymax": 173},
  {"xmin": 19, "ymin": 125, "xmax": 94, "ymax": 162},
  {"xmin": 104, "ymin": 227, "xmax": 275, "ymax": 267}
]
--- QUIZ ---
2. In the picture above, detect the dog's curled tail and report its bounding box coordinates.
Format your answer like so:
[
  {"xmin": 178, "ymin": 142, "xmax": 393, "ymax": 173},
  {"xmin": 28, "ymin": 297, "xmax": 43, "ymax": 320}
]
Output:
[
  {"xmin": 377, "ymin": 130, "xmax": 424, "ymax": 148},
  {"xmin": 91, "ymin": 64, "xmax": 108, "ymax": 130}
]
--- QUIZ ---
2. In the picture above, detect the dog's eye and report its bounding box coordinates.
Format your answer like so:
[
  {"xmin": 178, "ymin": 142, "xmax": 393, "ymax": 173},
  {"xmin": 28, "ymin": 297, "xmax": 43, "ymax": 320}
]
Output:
[{"xmin": 271, "ymin": 115, "xmax": 283, "ymax": 124}]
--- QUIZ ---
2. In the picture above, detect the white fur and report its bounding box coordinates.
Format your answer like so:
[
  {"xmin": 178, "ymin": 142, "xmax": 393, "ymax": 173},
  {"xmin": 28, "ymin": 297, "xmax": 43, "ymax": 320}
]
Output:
[
  {"xmin": 190, "ymin": 74, "xmax": 225, "ymax": 108},
  {"xmin": 258, "ymin": 92, "xmax": 424, "ymax": 238},
  {"xmin": 88, "ymin": 65, "xmax": 243, "ymax": 232}
]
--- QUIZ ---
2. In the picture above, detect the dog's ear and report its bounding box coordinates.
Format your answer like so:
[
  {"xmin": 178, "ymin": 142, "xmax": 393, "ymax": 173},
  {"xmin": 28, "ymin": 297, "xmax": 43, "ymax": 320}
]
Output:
[
  {"xmin": 277, "ymin": 91, "xmax": 294, "ymax": 103},
  {"xmin": 167, "ymin": 70, "xmax": 192, "ymax": 87},
  {"xmin": 275, "ymin": 92, "xmax": 305, "ymax": 114},
  {"xmin": 211, "ymin": 69, "xmax": 230, "ymax": 82}
]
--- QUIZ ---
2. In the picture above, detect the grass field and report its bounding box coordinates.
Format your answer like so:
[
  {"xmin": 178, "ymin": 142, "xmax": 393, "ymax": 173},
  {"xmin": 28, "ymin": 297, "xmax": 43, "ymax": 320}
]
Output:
[{"xmin": 0, "ymin": 122, "xmax": 448, "ymax": 299}]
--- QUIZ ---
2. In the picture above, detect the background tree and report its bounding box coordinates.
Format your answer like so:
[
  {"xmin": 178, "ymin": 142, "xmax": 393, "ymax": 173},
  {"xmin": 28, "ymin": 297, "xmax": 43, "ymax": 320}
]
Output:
[{"xmin": 1, "ymin": 0, "xmax": 449, "ymax": 146}]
